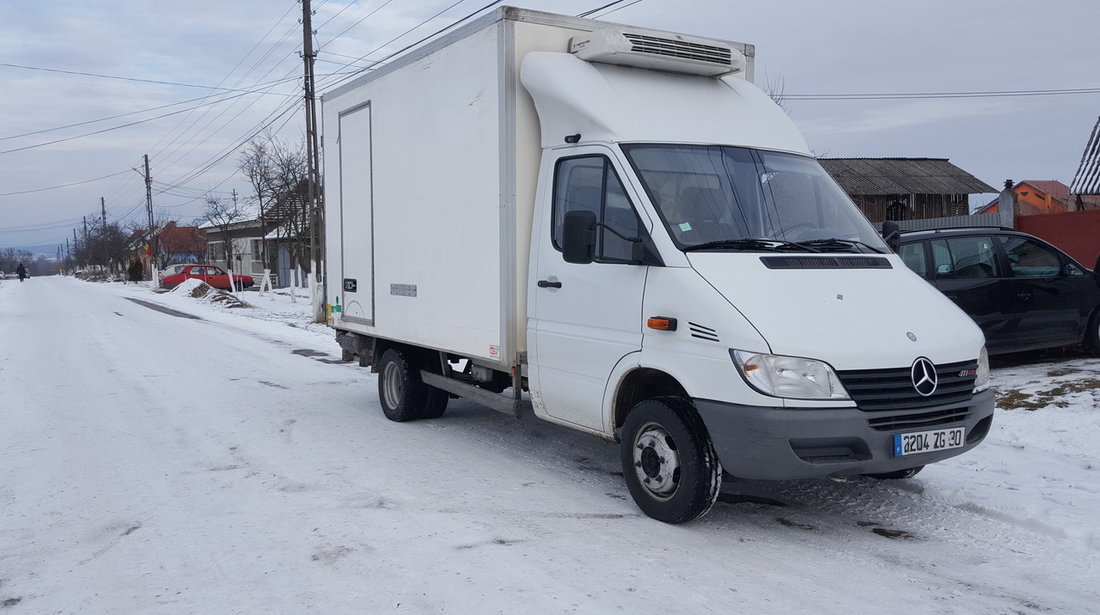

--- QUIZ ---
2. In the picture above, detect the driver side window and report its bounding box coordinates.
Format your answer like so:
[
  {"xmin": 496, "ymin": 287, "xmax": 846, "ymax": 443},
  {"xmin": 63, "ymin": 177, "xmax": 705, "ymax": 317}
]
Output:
[{"xmin": 552, "ymin": 156, "xmax": 643, "ymax": 263}]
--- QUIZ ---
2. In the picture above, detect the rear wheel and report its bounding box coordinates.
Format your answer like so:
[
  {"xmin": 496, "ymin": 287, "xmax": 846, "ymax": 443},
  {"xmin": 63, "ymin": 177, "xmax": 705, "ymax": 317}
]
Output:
[
  {"xmin": 620, "ymin": 397, "xmax": 722, "ymax": 524},
  {"xmin": 378, "ymin": 348, "xmax": 445, "ymax": 421}
]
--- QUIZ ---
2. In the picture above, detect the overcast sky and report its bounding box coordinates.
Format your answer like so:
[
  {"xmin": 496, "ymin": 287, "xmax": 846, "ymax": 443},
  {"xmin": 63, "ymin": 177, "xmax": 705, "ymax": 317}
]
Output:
[{"xmin": 1, "ymin": 0, "xmax": 1098, "ymax": 255}]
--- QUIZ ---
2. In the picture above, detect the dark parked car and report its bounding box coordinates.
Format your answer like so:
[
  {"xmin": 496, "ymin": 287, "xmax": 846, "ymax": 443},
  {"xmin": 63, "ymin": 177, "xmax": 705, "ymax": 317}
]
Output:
[
  {"xmin": 160, "ymin": 264, "xmax": 254, "ymax": 291},
  {"xmin": 897, "ymin": 227, "xmax": 1100, "ymax": 356}
]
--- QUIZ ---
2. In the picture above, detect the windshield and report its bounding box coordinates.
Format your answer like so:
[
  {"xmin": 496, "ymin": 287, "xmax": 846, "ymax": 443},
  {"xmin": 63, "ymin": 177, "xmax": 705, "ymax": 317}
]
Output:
[{"xmin": 621, "ymin": 144, "xmax": 887, "ymax": 253}]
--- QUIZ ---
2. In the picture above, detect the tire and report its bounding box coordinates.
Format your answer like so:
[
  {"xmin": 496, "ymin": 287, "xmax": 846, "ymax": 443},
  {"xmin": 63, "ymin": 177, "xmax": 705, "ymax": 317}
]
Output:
[
  {"xmin": 1086, "ymin": 310, "xmax": 1100, "ymax": 357},
  {"xmin": 377, "ymin": 348, "xmax": 440, "ymax": 422},
  {"xmin": 865, "ymin": 465, "xmax": 924, "ymax": 480},
  {"xmin": 620, "ymin": 397, "xmax": 723, "ymax": 524},
  {"xmin": 419, "ymin": 386, "xmax": 449, "ymax": 419}
]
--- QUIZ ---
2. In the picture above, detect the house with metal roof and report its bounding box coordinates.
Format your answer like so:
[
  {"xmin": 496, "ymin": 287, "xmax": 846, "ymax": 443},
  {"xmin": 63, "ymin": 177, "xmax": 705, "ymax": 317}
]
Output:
[
  {"xmin": 1069, "ymin": 115, "xmax": 1100, "ymax": 209},
  {"xmin": 819, "ymin": 158, "xmax": 996, "ymax": 223}
]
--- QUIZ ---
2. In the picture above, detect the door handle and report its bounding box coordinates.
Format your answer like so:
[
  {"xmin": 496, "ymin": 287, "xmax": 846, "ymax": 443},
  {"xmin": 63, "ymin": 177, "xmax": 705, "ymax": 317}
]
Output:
[
  {"xmin": 537, "ymin": 279, "xmax": 562, "ymax": 289},
  {"xmin": 1015, "ymin": 291, "xmax": 1032, "ymax": 301}
]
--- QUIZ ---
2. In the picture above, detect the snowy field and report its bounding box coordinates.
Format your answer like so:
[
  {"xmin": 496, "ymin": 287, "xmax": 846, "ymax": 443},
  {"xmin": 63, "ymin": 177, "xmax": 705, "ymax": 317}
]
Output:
[{"xmin": 1, "ymin": 275, "xmax": 1097, "ymax": 614}]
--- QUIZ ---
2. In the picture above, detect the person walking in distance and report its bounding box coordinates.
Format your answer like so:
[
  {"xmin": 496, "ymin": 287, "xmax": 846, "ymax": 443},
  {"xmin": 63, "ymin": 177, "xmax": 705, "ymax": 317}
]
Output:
[{"xmin": 16, "ymin": 262, "xmax": 26, "ymax": 282}]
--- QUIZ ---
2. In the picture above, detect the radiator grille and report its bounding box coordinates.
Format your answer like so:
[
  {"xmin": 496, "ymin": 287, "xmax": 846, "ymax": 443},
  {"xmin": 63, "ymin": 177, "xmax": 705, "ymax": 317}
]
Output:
[
  {"xmin": 866, "ymin": 407, "xmax": 972, "ymax": 432},
  {"xmin": 837, "ymin": 360, "xmax": 976, "ymax": 412}
]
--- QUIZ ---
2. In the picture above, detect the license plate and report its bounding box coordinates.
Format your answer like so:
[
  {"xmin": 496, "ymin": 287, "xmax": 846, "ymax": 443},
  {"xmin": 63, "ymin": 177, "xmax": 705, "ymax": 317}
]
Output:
[{"xmin": 893, "ymin": 427, "xmax": 965, "ymax": 457}]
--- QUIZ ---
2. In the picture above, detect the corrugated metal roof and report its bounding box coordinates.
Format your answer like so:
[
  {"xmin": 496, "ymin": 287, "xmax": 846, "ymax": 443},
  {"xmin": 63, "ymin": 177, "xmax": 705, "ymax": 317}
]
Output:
[
  {"xmin": 819, "ymin": 158, "xmax": 996, "ymax": 196},
  {"xmin": 1070, "ymin": 116, "xmax": 1100, "ymax": 195}
]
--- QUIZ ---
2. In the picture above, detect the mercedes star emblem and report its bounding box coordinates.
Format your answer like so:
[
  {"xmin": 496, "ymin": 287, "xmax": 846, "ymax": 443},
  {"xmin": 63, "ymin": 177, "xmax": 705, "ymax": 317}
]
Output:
[{"xmin": 911, "ymin": 357, "xmax": 938, "ymax": 397}]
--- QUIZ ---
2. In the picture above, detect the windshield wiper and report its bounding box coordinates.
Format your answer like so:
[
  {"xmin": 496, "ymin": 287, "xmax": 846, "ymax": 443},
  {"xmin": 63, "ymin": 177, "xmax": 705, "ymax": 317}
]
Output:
[
  {"xmin": 682, "ymin": 239, "xmax": 821, "ymax": 253},
  {"xmin": 798, "ymin": 238, "xmax": 887, "ymax": 254}
]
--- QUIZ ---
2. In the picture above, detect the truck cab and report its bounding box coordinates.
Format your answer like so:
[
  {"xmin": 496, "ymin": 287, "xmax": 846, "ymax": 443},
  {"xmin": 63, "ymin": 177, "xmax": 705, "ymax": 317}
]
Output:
[{"xmin": 520, "ymin": 44, "xmax": 993, "ymax": 523}]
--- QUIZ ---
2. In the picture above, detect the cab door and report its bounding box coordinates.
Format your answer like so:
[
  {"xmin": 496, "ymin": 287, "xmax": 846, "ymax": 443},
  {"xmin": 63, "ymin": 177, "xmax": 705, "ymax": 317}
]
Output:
[{"xmin": 528, "ymin": 148, "xmax": 652, "ymax": 433}]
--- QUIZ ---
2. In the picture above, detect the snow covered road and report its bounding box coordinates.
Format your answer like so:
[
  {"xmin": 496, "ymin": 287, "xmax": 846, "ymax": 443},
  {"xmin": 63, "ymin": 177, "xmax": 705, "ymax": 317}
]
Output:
[{"xmin": 1, "ymin": 276, "xmax": 1097, "ymax": 614}]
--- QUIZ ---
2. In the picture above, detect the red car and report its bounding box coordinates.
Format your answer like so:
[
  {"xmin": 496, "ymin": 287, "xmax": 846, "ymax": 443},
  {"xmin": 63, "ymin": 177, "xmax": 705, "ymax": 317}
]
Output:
[{"xmin": 160, "ymin": 264, "xmax": 254, "ymax": 290}]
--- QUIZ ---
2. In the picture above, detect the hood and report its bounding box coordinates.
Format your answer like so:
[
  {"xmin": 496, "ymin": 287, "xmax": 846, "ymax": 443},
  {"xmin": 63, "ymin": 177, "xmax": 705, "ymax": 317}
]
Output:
[{"xmin": 687, "ymin": 253, "xmax": 985, "ymax": 370}]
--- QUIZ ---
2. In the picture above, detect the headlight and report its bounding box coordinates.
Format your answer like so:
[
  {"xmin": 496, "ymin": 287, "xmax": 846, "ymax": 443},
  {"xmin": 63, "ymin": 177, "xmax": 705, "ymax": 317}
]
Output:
[
  {"xmin": 731, "ymin": 350, "xmax": 850, "ymax": 400},
  {"xmin": 974, "ymin": 346, "xmax": 990, "ymax": 392}
]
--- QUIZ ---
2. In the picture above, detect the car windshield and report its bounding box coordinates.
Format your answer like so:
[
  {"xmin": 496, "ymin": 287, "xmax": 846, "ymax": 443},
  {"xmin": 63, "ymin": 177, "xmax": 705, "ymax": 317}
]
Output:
[{"xmin": 621, "ymin": 144, "xmax": 887, "ymax": 253}]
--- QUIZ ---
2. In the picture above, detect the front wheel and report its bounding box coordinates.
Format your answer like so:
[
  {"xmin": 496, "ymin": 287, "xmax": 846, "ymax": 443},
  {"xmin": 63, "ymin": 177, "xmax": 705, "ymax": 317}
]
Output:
[
  {"xmin": 1085, "ymin": 310, "xmax": 1100, "ymax": 356},
  {"xmin": 620, "ymin": 397, "xmax": 722, "ymax": 524}
]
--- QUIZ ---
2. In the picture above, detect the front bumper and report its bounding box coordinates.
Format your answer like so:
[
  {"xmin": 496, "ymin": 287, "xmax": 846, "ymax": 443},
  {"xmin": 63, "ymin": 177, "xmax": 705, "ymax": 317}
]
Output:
[{"xmin": 695, "ymin": 388, "xmax": 995, "ymax": 480}]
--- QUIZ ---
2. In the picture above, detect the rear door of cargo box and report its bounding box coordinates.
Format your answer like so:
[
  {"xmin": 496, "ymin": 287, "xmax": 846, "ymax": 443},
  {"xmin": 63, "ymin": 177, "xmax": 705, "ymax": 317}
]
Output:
[{"xmin": 337, "ymin": 101, "xmax": 374, "ymax": 324}]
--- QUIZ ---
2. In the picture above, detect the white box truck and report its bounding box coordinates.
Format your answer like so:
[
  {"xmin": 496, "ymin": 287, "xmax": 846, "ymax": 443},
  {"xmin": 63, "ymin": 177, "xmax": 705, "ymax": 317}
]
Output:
[{"xmin": 322, "ymin": 7, "xmax": 995, "ymax": 523}]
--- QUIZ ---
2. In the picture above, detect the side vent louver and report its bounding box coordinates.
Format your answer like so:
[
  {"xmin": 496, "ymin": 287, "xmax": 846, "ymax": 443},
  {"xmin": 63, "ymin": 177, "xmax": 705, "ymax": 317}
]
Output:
[
  {"xmin": 689, "ymin": 322, "xmax": 720, "ymax": 343},
  {"xmin": 569, "ymin": 29, "xmax": 746, "ymax": 77}
]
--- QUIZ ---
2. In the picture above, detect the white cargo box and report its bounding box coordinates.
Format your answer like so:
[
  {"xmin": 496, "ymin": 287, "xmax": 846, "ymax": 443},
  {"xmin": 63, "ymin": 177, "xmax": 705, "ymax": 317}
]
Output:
[{"xmin": 322, "ymin": 7, "xmax": 754, "ymax": 366}]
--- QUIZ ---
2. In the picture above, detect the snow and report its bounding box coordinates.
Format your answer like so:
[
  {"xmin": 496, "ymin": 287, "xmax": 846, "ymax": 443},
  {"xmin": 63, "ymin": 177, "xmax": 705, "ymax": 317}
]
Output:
[{"xmin": 1, "ymin": 275, "xmax": 1097, "ymax": 614}]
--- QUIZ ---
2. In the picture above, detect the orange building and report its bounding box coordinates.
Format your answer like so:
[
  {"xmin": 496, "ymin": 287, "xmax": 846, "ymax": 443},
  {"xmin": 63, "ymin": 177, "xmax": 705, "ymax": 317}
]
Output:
[{"xmin": 974, "ymin": 180, "xmax": 1071, "ymax": 216}]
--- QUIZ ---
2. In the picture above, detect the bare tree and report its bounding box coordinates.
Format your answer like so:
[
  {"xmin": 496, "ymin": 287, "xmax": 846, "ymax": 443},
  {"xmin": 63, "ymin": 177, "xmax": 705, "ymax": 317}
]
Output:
[
  {"xmin": 764, "ymin": 74, "xmax": 789, "ymax": 115},
  {"xmin": 239, "ymin": 136, "xmax": 275, "ymax": 270},
  {"xmin": 203, "ymin": 195, "xmax": 247, "ymax": 268},
  {"xmin": 269, "ymin": 137, "xmax": 310, "ymax": 277},
  {"xmin": 0, "ymin": 247, "xmax": 17, "ymax": 273},
  {"xmin": 238, "ymin": 132, "xmax": 311, "ymax": 282}
]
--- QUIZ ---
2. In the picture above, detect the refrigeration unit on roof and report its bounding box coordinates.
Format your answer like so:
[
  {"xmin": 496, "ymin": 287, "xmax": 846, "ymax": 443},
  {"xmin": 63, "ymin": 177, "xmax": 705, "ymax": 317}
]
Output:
[{"xmin": 568, "ymin": 28, "xmax": 746, "ymax": 77}]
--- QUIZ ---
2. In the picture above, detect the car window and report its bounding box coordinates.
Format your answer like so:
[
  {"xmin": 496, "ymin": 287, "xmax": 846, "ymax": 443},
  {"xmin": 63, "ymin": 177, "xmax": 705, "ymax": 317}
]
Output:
[
  {"xmin": 930, "ymin": 236, "xmax": 1000, "ymax": 279},
  {"xmin": 552, "ymin": 155, "xmax": 644, "ymax": 263},
  {"xmin": 998, "ymin": 236, "xmax": 1062, "ymax": 277},
  {"xmin": 899, "ymin": 242, "xmax": 929, "ymax": 278}
]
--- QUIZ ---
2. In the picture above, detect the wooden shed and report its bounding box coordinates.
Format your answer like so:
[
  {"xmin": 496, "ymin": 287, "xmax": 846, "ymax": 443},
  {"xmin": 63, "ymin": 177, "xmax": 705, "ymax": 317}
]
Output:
[{"xmin": 819, "ymin": 158, "xmax": 995, "ymax": 223}]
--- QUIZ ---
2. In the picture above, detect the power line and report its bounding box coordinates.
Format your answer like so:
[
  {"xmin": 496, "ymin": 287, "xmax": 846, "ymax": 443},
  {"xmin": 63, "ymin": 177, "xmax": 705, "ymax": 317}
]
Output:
[
  {"xmin": 0, "ymin": 169, "xmax": 131, "ymax": 198},
  {"xmin": 0, "ymin": 88, "xmax": 286, "ymax": 156},
  {"xmin": 317, "ymin": 0, "xmax": 397, "ymax": 51},
  {"xmin": 583, "ymin": 0, "xmax": 646, "ymax": 18},
  {"xmin": 316, "ymin": 0, "xmax": 359, "ymax": 30},
  {"xmin": 0, "ymin": 61, "xmax": 289, "ymax": 93},
  {"xmin": 0, "ymin": 80, "xmax": 298, "ymax": 144},
  {"xmin": 148, "ymin": 2, "xmax": 304, "ymax": 172},
  {"xmin": 784, "ymin": 87, "xmax": 1100, "ymax": 101},
  {"xmin": 320, "ymin": 0, "xmax": 504, "ymax": 92},
  {"xmin": 578, "ymin": 0, "xmax": 634, "ymax": 18},
  {"xmin": 0, "ymin": 216, "xmax": 87, "ymax": 233}
]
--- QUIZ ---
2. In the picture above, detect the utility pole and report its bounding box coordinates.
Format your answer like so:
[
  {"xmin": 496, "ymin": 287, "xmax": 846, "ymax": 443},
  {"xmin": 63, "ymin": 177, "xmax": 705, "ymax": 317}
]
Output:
[
  {"xmin": 143, "ymin": 154, "xmax": 155, "ymax": 263},
  {"xmin": 100, "ymin": 196, "xmax": 107, "ymax": 227},
  {"xmin": 301, "ymin": 0, "xmax": 325, "ymax": 321}
]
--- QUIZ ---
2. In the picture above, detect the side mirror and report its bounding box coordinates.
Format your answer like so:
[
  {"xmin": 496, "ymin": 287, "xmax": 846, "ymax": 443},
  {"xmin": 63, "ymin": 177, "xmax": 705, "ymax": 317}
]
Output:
[
  {"xmin": 562, "ymin": 210, "xmax": 597, "ymax": 264},
  {"xmin": 881, "ymin": 220, "xmax": 901, "ymax": 253}
]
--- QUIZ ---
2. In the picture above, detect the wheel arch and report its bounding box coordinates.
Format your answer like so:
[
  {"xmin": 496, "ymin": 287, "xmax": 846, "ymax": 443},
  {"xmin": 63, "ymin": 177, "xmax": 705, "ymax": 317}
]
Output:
[{"xmin": 612, "ymin": 367, "xmax": 690, "ymax": 434}]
